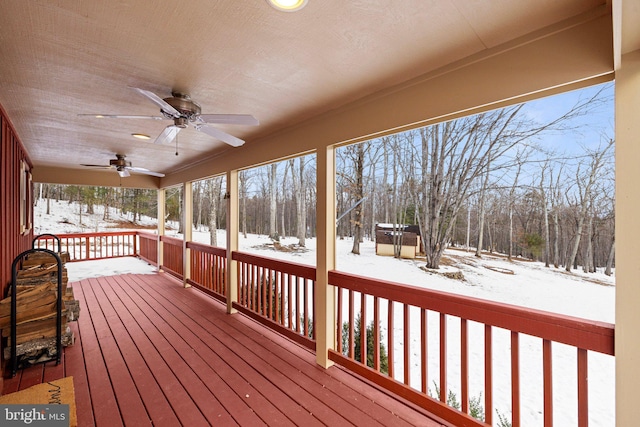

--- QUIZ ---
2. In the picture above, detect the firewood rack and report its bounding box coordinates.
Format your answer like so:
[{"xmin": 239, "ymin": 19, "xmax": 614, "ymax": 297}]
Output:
[{"xmin": 9, "ymin": 247, "xmax": 63, "ymax": 377}]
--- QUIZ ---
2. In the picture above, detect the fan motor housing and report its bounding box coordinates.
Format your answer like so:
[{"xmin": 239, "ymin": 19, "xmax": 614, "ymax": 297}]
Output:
[{"xmin": 163, "ymin": 93, "xmax": 201, "ymax": 121}]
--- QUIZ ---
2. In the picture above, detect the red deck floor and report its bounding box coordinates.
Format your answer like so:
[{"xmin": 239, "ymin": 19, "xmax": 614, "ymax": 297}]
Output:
[{"xmin": 3, "ymin": 272, "xmax": 448, "ymax": 426}]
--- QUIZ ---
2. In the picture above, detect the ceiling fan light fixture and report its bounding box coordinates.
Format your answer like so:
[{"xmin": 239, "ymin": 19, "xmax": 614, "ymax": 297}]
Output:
[
  {"xmin": 131, "ymin": 133, "xmax": 151, "ymax": 140},
  {"xmin": 267, "ymin": 0, "xmax": 307, "ymax": 12}
]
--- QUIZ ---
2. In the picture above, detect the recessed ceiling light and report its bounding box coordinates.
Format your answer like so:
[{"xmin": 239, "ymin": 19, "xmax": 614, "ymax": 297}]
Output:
[
  {"xmin": 267, "ymin": 0, "xmax": 307, "ymax": 12},
  {"xmin": 131, "ymin": 133, "xmax": 151, "ymax": 140}
]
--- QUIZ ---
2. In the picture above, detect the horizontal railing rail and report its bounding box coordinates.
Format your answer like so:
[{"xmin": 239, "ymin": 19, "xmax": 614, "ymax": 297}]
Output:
[
  {"xmin": 32, "ymin": 231, "xmax": 138, "ymax": 262},
  {"xmin": 328, "ymin": 270, "xmax": 614, "ymax": 427},
  {"xmin": 187, "ymin": 241, "xmax": 227, "ymax": 302},
  {"xmin": 232, "ymin": 251, "xmax": 316, "ymax": 350}
]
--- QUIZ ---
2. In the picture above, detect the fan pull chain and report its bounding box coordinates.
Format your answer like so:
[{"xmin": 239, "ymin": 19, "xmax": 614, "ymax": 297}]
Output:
[{"xmin": 175, "ymin": 133, "xmax": 179, "ymax": 156}]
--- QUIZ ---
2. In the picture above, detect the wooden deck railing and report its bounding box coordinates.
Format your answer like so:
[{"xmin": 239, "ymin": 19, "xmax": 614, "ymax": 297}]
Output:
[
  {"xmin": 159, "ymin": 235, "xmax": 183, "ymax": 280},
  {"xmin": 137, "ymin": 232, "xmax": 158, "ymax": 265},
  {"xmin": 40, "ymin": 231, "xmax": 614, "ymax": 426},
  {"xmin": 187, "ymin": 241, "xmax": 227, "ymax": 302},
  {"xmin": 232, "ymin": 251, "xmax": 316, "ymax": 350},
  {"xmin": 33, "ymin": 231, "xmax": 138, "ymax": 261},
  {"xmin": 328, "ymin": 270, "xmax": 615, "ymax": 427}
]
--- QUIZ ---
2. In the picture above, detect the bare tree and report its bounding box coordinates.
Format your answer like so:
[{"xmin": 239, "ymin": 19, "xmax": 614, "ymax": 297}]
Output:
[
  {"xmin": 269, "ymin": 163, "xmax": 278, "ymax": 240},
  {"xmin": 351, "ymin": 143, "xmax": 365, "ymax": 254},
  {"xmin": 290, "ymin": 156, "xmax": 307, "ymax": 246},
  {"xmin": 565, "ymin": 140, "xmax": 613, "ymax": 272}
]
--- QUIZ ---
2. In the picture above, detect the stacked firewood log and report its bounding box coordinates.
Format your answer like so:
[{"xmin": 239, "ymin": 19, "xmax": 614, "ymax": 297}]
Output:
[{"xmin": 1, "ymin": 251, "xmax": 79, "ymax": 368}]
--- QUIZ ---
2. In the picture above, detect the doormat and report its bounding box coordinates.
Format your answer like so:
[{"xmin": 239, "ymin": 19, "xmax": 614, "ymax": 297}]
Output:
[{"xmin": 0, "ymin": 376, "xmax": 77, "ymax": 426}]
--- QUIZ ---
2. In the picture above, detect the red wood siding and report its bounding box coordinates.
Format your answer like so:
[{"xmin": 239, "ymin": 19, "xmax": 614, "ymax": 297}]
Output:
[{"xmin": 0, "ymin": 102, "xmax": 33, "ymax": 391}]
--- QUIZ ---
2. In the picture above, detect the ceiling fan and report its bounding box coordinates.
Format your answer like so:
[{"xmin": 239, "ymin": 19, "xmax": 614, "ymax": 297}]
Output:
[
  {"xmin": 79, "ymin": 87, "xmax": 259, "ymax": 147},
  {"xmin": 81, "ymin": 154, "xmax": 165, "ymax": 178}
]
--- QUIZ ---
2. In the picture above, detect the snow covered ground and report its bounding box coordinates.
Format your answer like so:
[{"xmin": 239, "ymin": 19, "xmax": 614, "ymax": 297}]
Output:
[{"xmin": 35, "ymin": 199, "xmax": 615, "ymax": 426}]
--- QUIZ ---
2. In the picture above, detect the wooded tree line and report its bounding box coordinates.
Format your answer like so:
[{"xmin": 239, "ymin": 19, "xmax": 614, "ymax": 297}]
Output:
[{"xmin": 36, "ymin": 184, "xmax": 158, "ymax": 225}]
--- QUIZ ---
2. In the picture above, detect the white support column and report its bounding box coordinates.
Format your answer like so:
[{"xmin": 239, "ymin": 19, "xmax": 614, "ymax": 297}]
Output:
[
  {"xmin": 226, "ymin": 169, "xmax": 239, "ymax": 314},
  {"xmin": 315, "ymin": 146, "xmax": 336, "ymax": 368},
  {"xmin": 615, "ymin": 48, "xmax": 640, "ymax": 427},
  {"xmin": 157, "ymin": 188, "xmax": 166, "ymax": 272},
  {"xmin": 183, "ymin": 181, "xmax": 193, "ymax": 288}
]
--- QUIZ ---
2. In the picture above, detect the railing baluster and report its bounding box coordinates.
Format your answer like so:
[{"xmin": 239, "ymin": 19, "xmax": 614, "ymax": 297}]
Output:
[
  {"xmin": 336, "ymin": 287, "xmax": 343, "ymax": 353},
  {"xmin": 288, "ymin": 275, "xmax": 293, "ymax": 329},
  {"xmin": 267, "ymin": 268, "xmax": 273, "ymax": 319},
  {"xmin": 373, "ymin": 296, "xmax": 380, "ymax": 371},
  {"xmin": 485, "ymin": 325, "xmax": 493, "ymax": 426},
  {"xmin": 388, "ymin": 300, "xmax": 394, "ymax": 378},
  {"xmin": 349, "ymin": 290, "xmax": 355, "ymax": 359},
  {"xmin": 440, "ymin": 313, "xmax": 447, "ymax": 403},
  {"xmin": 404, "ymin": 303, "xmax": 410, "ymax": 385},
  {"xmin": 304, "ymin": 278, "xmax": 309, "ymax": 337},
  {"xmin": 461, "ymin": 318, "xmax": 468, "ymax": 414},
  {"xmin": 578, "ymin": 348, "xmax": 588, "ymax": 427},
  {"xmin": 421, "ymin": 308, "xmax": 428, "ymax": 394},
  {"xmin": 295, "ymin": 276, "xmax": 301, "ymax": 333},
  {"xmin": 544, "ymin": 339, "xmax": 553, "ymax": 427},
  {"xmin": 512, "ymin": 331, "xmax": 520, "ymax": 427},
  {"xmin": 360, "ymin": 292, "xmax": 367, "ymax": 366}
]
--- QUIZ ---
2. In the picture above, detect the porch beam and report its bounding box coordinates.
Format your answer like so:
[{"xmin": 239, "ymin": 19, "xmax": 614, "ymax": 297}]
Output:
[
  {"xmin": 315, "ymin": 145, "xmax": 336, "ymax": 368},
  {"xmin": 226, "ymin": 169, "xmax": 239, "ymax": 314},
  {"xmin": 33, "ymin": 166, "xmax": 160, "ymax": 189}
]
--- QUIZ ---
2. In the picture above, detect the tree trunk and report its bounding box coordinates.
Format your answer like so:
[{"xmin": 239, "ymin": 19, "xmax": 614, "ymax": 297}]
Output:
[
  {"xmin": 240, "ymin": 171, "xmax": 248, "ymax": 238},
  {"xmin": 352, "ymin": 144, "xmax": 364, "ymax": 255},
  {"xmin": 475, "ymin": 161, "xmax": 490, "ymax": 258},
  {"xmin": 605, "ymin": 235, "xmax": 615, "ymax": 276},
  {"xmin": 208, "ymin": 180, "xmax": 218, "ymax": 246},
  {"xmin": 269, "ymin": 163, "xmax": 278, "ymax": 240},
  {"xmin": 553, "ymin": 210, "xmax": 560, "ymax": 268}
]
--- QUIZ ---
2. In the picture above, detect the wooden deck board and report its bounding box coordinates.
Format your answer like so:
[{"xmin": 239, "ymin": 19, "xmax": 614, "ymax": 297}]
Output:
[{"xmin": 3, "ymin": 272, "xmax": 447, "ymax": 427}]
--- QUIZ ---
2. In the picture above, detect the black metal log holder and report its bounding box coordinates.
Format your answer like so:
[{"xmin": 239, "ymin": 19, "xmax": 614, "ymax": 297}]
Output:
[
  {"xmin": 9, "ymin": 248, "xmax": 63, "ymax": 377},
  {"xmin": 32, "ymin": 233, "xmax": 61, "ymax": 253}
]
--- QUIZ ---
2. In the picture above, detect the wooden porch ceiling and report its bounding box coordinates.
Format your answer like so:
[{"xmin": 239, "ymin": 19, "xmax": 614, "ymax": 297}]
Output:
[
  {"xmin": 0, "ymin": 1, "xmax": 621, "ymax": 188},
  {"xmin": 3, "ymin": 273, "xmax": 446, "ymax": 426}
]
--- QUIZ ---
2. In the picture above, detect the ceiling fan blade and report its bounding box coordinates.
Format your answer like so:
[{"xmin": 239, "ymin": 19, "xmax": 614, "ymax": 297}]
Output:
[
  {"xmin": 130, "ymin": 87, "xmax": 181, "ymax": 118},
  {"xmin": 198, "ymin": 114, "xmax": 259, "ymax": 126},
  {"xmin": 127, "ymin": 166, "xmax": 165, "ymax": 178},
  {"xmin": 117, "ymin": 169, "xmax": 131, "ymax": 178},
  {"xmin": 81, "ymin": 164, "xmax": 111, "ymax": 168},
  {"xmin": 154, "ymin": 125, "xmax": 181, "ymax": 145},
  {"xmin": 195, "ymin": 124, "xmax": 245, "ymax": 147},
  {"xmin": 78, "ymin": 114, "xmax": 165, "ymax": 120}
]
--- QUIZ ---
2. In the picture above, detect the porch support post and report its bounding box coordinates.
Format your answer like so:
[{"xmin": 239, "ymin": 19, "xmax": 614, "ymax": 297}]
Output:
[
  {"xmin": 157, "ymin": 188, "xmax": 165, "ymax": 271},
  {"xmin": 183, "ymin": 181, "xmax": 193, "ymax": 288},
  {"xmin": 616, "ymin": 47, "xmax": 640, "ymax": 427},
  {"xmin": 316, "ymin": 145, "xmax": 336, "ymax": 368},
  {"xmin": 226, "ymin": 169, "xmax": 239, "ymax": 314}
]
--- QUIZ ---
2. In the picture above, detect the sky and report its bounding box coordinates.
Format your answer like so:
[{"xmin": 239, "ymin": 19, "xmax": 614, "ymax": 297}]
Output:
[{"xmin": 520, "ymin": 82, "xmax": 614, "ymax": 153}]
